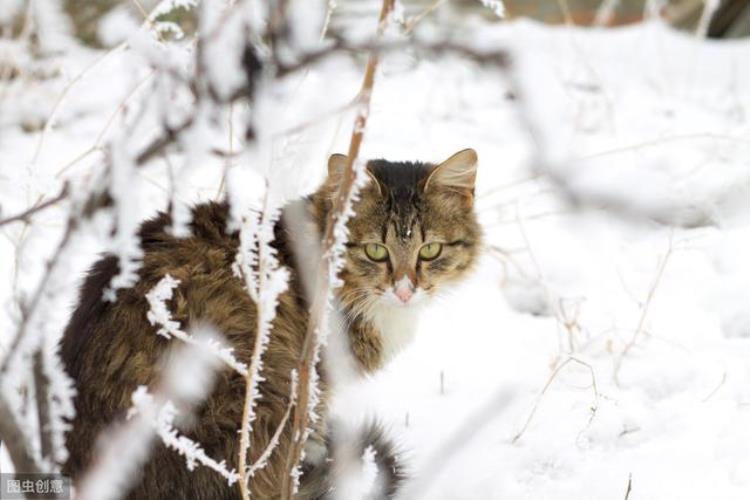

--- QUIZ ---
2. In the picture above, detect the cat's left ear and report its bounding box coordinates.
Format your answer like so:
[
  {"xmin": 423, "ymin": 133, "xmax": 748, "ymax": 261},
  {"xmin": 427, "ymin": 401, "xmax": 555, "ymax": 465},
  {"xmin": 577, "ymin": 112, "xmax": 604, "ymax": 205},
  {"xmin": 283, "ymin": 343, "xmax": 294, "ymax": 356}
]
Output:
[
  {"xmin": 327, "ymin": 154, "xmax": 382, "ymax": 196},
  {"xmin": 424, "ymin": 148, "xmax": 478, "ymax": 196}
]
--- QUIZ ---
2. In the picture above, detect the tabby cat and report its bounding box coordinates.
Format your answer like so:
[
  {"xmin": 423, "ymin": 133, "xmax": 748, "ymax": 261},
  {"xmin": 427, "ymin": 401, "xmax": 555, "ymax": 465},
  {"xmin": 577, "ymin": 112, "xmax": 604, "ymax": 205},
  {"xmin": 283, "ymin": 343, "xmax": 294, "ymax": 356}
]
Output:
[{"xmin": 61, "ymin": 148, "xmax": 482, "ymax": 499}]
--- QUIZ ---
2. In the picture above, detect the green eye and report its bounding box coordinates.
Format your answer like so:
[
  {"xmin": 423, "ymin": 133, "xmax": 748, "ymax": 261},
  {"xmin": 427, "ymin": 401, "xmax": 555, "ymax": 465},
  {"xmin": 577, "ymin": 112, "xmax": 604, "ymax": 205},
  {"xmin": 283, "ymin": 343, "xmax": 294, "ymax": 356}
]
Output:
[
  {"xmin": 364, "ymin": 243, "xmax": 389, "ymax": 262},
  {"xmin": 419, "ymin": 242, "xmax": 443, "ymax": 260}
]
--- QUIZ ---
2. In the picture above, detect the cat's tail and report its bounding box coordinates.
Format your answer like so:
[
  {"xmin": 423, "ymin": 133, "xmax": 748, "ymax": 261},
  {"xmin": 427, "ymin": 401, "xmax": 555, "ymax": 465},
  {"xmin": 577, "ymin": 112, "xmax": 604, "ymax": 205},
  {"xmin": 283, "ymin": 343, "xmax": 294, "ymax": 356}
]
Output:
[
  {"xmin": 348, "ymin": 420, "xmax": 405, "ymax": 498},
  {"xmin": 299, "ymin": 419, "xmax": 406, "ymax": 500}
]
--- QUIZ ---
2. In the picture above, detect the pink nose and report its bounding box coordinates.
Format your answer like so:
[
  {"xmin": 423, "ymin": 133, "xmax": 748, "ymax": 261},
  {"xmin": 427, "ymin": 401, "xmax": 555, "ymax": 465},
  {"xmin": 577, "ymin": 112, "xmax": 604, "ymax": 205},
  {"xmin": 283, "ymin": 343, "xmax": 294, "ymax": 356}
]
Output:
[{"xmin": 395, "ymin": 286, "xmax": 413, "ymax": 304}]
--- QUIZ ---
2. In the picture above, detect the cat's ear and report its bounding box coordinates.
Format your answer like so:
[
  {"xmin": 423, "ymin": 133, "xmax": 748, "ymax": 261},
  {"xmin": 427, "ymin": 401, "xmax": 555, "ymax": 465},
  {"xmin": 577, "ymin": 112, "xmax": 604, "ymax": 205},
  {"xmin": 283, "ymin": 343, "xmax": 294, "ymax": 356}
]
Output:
[
  {"xmin": 326, "ymin": 154, "xmax": 382, "ymax": 196},
  {"xmin": 424, "ymin": 148, "xmax": 478, "ymax": 196}
]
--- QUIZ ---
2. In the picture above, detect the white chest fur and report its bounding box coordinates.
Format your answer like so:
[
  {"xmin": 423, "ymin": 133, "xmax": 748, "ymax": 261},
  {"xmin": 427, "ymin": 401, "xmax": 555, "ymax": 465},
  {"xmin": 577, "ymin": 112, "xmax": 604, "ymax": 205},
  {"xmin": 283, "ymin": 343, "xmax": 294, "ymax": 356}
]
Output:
[{"xmin": 369, "ymin": 303, "xmax": 423, "ymax": 363}]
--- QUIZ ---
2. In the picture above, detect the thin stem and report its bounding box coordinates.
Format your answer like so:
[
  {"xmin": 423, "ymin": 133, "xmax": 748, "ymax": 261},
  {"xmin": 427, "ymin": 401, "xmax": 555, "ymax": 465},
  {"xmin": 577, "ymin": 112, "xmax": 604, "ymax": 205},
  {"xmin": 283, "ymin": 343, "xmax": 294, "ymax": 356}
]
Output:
[
  {"xmin": 0, "ymin": 183, "xmax": 69, "ymax": 227},
  {"xmin": 512, "ymin": 356, "xmax": 599, "ymax": 443}
]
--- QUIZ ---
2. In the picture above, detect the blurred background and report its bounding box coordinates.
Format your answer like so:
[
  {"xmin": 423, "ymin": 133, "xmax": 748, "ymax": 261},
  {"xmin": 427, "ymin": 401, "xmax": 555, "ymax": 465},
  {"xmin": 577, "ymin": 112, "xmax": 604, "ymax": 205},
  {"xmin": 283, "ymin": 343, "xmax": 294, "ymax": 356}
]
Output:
[
  {"xmin": 2, "ymin": 0, "xmax": 748, "ymax": 49},
  {"xmin": 54, "ymin": 0, "xmax": 750, "ymax": 45}
]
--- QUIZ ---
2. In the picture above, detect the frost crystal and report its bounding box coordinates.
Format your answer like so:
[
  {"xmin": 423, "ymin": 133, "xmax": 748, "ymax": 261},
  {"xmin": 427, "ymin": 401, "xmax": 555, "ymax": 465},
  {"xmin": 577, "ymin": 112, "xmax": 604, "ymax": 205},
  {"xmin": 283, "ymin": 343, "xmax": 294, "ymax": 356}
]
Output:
[
  {"xmin": 146, "ymin": 275, "xmax": 248, "ymax": 374},
  {"xmin": 131, "ymin": 387, "xmax": 240, "ymax": 485},
  {"xmin": 233, "ymin": 195, "xmax": 290, "ymax": 452}
]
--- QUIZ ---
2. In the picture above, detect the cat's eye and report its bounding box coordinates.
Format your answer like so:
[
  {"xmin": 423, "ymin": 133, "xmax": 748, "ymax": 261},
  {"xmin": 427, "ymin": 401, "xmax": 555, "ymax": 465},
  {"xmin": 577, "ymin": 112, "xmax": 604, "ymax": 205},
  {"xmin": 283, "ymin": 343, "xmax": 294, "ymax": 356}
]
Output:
[
  {"xmin": 364, "ymin": 243, "xmax": 389, "ymax": 262},
  {"xmin": 419, "ymin": 242, "xmax": 443, "ymax": 261}
]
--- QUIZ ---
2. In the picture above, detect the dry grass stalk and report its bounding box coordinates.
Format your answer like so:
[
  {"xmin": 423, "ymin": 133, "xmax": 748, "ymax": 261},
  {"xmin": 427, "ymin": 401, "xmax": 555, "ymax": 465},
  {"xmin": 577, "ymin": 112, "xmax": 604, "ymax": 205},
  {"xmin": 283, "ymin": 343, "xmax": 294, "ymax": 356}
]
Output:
[
  {"xmin": 511, "ymin": 356, "xmax": 600, "ymax": 444},
  {"xmin": 614, "ymin": 232, "xmax": 674, "ymax": 384}
]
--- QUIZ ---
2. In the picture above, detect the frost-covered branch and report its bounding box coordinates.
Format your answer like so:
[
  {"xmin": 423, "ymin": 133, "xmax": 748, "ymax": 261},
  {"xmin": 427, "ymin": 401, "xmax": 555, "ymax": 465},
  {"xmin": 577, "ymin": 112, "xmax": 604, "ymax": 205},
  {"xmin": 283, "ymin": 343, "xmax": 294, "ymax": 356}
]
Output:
[
  {"xmin": 233, "ymin": 186, "xmax": 290, "ymax": 500},
  {"xmin": 146, "ymin": 274, "xmax": 248, "ymax": 375},
  {"xmin": 281, "ymin": 1, "xmax": 397, "ymax": 497},
  {"xmin": 130, "ymin": 387, "xmax": 240, "ymax": 484},
  {"xmin": 76, "ymin": 327, "xmax": 224, "ymax": 500},
  {"xmin": 0, "ymin": 176, "xmax": 107, "ymax": 474}
]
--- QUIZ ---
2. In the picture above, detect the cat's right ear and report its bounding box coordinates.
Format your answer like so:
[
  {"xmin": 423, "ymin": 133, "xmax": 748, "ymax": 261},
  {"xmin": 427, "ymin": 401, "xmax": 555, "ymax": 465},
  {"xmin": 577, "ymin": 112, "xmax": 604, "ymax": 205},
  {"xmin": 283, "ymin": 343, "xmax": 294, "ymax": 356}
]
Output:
[
  {"xmin": 424, "ymin": 148, "xmax": 478, "ymax": 196},
  {"xmin": 326, "ymin": 154, "xmax": 382, "ymax": 195}
]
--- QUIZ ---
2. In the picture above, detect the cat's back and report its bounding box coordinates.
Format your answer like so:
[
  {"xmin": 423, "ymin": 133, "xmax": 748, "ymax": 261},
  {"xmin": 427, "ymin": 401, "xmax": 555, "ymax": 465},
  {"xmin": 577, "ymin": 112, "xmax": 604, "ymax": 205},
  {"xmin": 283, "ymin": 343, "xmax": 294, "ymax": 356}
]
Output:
[
  {"xmin": 60, "ymin": 201, "xmax": 309, "ymax": 496},
  {"xmin": 61, "ymin": 202, "xmax": 240, "ymax": 382}
]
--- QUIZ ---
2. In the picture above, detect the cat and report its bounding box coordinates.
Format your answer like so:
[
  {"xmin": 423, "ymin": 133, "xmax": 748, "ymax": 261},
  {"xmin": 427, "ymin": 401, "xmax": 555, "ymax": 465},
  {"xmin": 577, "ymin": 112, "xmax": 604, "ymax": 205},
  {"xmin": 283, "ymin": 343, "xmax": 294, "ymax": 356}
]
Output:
[{"xmin": 60, "ymin": 148, "xmax": 482, "ymax": 499}]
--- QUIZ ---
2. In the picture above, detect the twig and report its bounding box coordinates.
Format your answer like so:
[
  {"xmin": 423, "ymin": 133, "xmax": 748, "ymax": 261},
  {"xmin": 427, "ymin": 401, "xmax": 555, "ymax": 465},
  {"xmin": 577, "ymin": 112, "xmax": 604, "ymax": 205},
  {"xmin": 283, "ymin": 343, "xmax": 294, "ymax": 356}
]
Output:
[
  {"xmin": 32, "ymin": 351, "xmax": 53, "ymax": 463},
  {"xmin": 404, "ymin": 0, "xmax": 447, "ymax": 33},
  {"xmin": 0, "ymin": 393, "xmax": 43, "ymax": 473},
  {"xmin": 476, "ymin": 174, "xmax": 543, "ymax": 200},
  {"xmin": 0, "ymin": 212, "xmax": 78, "ymax": 377},
  {"xmin": 512, "ymin": 356, "xmax": 599, "ymax": 444},
  {"xmin": 32, "ymin": 0, "xmax": 189, "ymax": 169},
  {"xmin": 30, "ymin": 43, "xmax": 127, "ymax": 166},
  {"xmin": 614, "ymin": 232, "xmax": 674, "ymax": 383},
  {"xmin": 275, "ymin": 37, "xmax": 509, "ymax": 79},
  {"xmin": 701, "ymin": 371, "xmax": 727, "ymax": 402},
  {"xmin": 0, "ymin": 179, "xmax": 113, "ymax": 477},
  {"xmin": 0, "ymin": 183, "xmax": 69, "ymax": 227},
  {"xmin": 131, "ymin": 36, "xmax": 508, "ymax": 169},
  {"xmin": 247, "ymin": 370, "xmax": 298, "ymax": 476},
  {"xmin": 624, "ymin": 473, "xmax": 633, "ymax": 500},
  {"xmin": 320, "ymin": 0, "xmax": 338, "ymax": 39},
  {"xmin": 486, "ymin": 210, "xmax": 571, "ymax": 228},
  {"xmin": 486, "ymin": 244, "xmax": 531, "ymax": 282},
  {"xmin": 514, "ymin": 204, "xmax": 570, "ymax": 351},
  {"xmin": 578, "ymin": 132, "xmax": 750, "ymax": 162}
]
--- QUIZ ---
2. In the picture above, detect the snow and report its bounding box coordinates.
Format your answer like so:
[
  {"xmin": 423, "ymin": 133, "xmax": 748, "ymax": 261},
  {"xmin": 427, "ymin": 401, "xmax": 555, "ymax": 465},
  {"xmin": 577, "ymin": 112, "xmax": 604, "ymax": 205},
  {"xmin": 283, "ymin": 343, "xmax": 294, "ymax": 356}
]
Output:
[{"xmin": 3, "ymin": 10, "xmax": 750, "ymax": 500}]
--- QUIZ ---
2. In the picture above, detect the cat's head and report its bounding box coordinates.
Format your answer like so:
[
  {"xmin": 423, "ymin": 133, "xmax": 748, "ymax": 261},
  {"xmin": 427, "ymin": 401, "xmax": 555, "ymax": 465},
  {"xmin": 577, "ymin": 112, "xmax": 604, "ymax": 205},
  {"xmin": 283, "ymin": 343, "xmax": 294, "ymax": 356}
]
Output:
[{"xmin": 314, "ymin": 149, "xmax": 482, "ymax": 318}]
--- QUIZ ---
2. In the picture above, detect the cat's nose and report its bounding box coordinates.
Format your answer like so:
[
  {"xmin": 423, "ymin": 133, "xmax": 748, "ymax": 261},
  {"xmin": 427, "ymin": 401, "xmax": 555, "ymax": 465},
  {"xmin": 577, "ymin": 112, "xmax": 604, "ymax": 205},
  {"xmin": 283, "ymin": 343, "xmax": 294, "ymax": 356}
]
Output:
[
  {"xmin": 394, "ymin": 276, "xmax": 415, "ymax": 304},
  {"xmin": 395, "ymin": 286, "xmax": 413, "ymax": 304}
]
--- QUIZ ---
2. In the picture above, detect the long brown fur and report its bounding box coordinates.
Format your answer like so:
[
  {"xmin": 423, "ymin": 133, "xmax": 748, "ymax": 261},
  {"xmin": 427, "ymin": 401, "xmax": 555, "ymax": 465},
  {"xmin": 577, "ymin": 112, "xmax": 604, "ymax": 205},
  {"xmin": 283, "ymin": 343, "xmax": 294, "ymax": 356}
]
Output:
[{"xmin": 61, "ymin": 150, "xmax": 482, "ymax": 499}]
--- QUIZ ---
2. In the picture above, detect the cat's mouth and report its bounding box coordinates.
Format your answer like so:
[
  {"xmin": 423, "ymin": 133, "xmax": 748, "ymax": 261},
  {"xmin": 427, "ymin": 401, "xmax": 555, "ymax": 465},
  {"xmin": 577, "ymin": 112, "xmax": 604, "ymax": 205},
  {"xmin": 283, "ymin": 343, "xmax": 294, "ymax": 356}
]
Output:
[{"xmin": 382, "ymin": 287, "xmax": 428, "ymax": 307}]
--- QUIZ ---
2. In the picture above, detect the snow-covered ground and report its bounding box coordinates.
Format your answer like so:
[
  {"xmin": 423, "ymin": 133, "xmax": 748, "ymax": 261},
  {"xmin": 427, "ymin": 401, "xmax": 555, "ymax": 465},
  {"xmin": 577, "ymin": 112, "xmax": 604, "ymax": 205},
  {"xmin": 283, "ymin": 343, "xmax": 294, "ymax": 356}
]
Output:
[{"xmin": 3, "ymin": 14, "xmax": 750, "ymax": 499}]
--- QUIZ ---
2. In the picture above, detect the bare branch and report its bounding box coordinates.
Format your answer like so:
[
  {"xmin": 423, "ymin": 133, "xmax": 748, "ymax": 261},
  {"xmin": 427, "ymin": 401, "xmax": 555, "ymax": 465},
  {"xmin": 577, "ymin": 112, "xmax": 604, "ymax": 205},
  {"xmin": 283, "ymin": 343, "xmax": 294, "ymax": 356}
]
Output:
[
  {"xmin": 0, "ymin": 182, "xmax": 69, "ymax": 227},
  {"xmin": 624, "ymin": 473, "xmax": 633, "ymax": 500},
  {"xmin": 0, "ymin": 393, "xmax": 43, "ymax": 473},
  {"xmin": 701, "ymin": 371, "xmax": 727, "ymax": 403},
  {"xmin": 33, "ymin": 351, "xmax": 53, "ymax": 462},
  {"xmin": 247, "ymin": 370, "xmax": 298, "ymax": 477}
]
